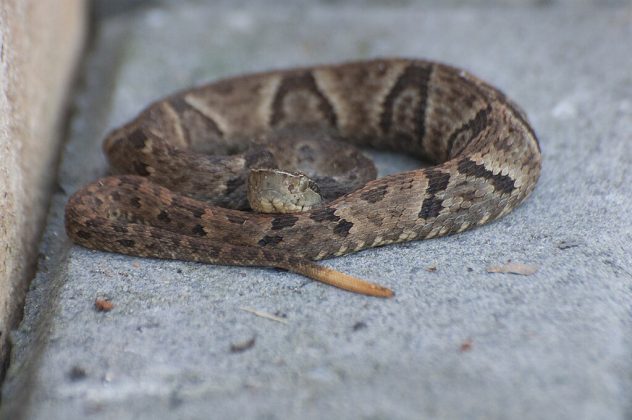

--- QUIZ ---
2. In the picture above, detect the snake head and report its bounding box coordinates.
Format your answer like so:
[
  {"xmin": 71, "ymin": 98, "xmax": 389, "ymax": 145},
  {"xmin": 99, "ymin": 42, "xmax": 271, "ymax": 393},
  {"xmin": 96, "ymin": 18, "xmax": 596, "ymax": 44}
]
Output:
[{"xmin": 247, "ymin": 168, "xmax": 322, "ymax": 213}]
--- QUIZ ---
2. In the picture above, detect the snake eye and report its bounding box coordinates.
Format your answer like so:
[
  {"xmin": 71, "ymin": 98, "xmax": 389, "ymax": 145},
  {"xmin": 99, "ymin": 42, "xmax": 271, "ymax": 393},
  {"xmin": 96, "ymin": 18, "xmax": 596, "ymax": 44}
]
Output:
[{"xmin": 296, "ymin": 177, "xmax": 309, "ymax": 193}]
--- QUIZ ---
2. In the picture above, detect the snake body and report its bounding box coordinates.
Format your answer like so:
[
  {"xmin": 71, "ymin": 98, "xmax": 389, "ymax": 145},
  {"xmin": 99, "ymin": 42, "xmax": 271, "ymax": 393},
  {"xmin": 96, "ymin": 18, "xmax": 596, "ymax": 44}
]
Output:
[{"xmin": 65, "ymin": 59, "xmax": 541, "ymax": 297}]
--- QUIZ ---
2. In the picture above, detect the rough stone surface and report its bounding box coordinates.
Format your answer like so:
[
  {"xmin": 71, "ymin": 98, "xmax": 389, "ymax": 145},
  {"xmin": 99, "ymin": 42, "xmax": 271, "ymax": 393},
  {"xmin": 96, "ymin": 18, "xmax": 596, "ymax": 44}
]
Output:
[
  {"xmin": 3, "ymin": 2, "xmax": 632, "ymax": 419},
  {"xmin": 0, "ymin": 0, "xmax": 85, "ymax": 380}
]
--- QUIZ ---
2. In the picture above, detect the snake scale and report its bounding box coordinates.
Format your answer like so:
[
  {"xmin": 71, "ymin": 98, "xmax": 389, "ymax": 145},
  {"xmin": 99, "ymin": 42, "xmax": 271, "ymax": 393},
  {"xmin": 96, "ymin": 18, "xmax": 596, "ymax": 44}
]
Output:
[{"xmin": 65, "ymin": 58, "xmax": 541, "ymax": 297}]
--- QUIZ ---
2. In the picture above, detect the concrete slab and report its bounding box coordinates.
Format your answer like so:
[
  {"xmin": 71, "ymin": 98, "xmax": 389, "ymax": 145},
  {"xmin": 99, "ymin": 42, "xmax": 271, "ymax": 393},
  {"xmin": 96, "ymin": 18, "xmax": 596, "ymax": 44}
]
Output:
[{"xmin": 3, "ymin": 2, "xmax": 632, "ymax": 419}]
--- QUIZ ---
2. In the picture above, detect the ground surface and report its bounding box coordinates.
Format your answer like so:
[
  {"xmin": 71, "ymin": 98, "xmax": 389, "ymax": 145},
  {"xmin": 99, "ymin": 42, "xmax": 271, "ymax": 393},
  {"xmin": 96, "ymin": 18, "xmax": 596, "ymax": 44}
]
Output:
[{"xmin": 2, "ymin": 2, "xmax": 632, "ymax": 419}]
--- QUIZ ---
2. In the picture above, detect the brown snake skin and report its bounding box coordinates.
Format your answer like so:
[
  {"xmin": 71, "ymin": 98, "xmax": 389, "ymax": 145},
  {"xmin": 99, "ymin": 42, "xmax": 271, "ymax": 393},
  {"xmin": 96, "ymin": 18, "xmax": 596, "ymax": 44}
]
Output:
[{"xmin": 65, "ymin": 58, "xmax": 542, "ymax": 297}]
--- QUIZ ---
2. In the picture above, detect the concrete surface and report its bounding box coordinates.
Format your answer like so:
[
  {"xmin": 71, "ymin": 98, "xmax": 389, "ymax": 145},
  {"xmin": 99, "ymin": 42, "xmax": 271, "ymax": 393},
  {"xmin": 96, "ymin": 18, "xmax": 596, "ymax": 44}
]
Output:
[
  {"xmin": 2, "ymin": 1, "xmax": 632, "ymax": 419},
  {"xmin": 0, "ymin": 0, "xmax": 86, "ymax": 380}
]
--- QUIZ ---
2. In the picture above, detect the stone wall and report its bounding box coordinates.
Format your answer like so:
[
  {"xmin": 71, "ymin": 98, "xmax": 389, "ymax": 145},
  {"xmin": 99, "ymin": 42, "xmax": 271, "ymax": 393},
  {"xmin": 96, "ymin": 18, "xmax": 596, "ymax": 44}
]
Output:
[{"xmin": 0, "ymin": 1, "xmax": 86, "ymax": 376}]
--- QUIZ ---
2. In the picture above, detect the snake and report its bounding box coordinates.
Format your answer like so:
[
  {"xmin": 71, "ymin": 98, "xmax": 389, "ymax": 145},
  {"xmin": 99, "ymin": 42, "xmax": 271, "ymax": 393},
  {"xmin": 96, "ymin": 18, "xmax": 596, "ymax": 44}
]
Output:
[{"xmin": 64, "ymin": 58, "xmax": 542, "ymax": 297}]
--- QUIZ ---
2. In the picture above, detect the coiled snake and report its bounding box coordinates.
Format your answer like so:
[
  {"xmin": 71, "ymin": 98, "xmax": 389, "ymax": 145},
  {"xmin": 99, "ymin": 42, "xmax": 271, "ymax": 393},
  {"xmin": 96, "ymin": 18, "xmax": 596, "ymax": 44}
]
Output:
[{"xmin": 65, "ymin": 58, "xmax": 541, "ymax": 297}]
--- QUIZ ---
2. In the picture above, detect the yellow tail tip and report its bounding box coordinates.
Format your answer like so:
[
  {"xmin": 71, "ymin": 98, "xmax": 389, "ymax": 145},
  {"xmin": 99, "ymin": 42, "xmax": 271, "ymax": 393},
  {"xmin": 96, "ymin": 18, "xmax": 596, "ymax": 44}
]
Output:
[{"xmin": 296, "ymin": 262, "xmax": 394, "ymax": 298}]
